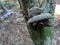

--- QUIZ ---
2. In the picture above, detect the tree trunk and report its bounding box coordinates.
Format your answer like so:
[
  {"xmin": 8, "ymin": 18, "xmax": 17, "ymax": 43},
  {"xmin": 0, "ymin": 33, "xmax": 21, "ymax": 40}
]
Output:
[{"xmin": 18, "ymin": 0, "xmax": 55, "ymax": 45}]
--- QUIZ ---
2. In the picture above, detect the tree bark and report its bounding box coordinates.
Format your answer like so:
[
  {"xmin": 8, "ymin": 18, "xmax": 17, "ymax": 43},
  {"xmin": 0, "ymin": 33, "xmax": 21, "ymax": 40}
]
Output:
[{"xmin": 18, "ymin": 0, "xmax": 55, "ymax": 45}]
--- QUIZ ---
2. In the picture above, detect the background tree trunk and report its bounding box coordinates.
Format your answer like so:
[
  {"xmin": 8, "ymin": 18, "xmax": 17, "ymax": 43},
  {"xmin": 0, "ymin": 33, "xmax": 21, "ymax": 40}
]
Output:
[{"xmin": 18, "ymin": 0, "xmax": 55, "ymax": 45}]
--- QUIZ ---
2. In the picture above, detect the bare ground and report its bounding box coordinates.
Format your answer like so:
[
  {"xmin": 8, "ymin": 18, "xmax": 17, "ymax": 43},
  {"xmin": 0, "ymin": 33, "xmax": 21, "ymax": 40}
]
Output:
[{"xmin": 0, "ymin": 8, "xmax": 34, "ymax": 45}]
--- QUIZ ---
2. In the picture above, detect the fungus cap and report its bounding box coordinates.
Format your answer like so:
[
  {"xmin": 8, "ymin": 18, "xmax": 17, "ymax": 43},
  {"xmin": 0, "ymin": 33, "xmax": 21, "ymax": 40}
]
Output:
[{"xmin": 28, "ymin": 13, "xmax": 54, "ymax": 23}]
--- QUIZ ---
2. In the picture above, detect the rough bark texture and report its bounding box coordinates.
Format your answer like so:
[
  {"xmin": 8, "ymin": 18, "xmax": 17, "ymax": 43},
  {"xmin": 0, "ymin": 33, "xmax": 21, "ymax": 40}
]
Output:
[{"xmin": 18, "ymin": 0, "xmax": 55, "ymax": 45}]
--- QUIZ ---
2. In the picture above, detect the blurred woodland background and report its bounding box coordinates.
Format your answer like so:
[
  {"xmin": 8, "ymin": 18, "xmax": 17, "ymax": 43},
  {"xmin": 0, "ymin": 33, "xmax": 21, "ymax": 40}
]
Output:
[{"xmin": 0, "ymin": 0, "xmax": 60, "ymax": 45}]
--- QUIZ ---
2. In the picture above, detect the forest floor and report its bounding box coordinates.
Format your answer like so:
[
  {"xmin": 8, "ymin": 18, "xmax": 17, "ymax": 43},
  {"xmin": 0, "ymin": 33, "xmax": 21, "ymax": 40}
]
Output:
[
  {"xmin": 0, "ymin": 8, "xmax": 34, "ymax": 45},
  {"xmin": 0, "ymin": 7, "xmax": 60, "ymax": 45}
]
